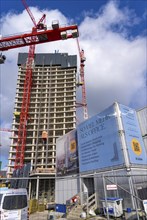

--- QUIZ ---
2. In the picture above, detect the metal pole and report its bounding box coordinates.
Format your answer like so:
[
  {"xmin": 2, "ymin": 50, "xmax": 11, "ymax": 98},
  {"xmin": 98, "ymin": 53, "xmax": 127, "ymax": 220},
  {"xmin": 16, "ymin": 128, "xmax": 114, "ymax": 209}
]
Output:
[
  {"xmin": 129, "ymin": 175, "xmax": 140, "ymax": 220},
  {"xmin": 103, "ymin": 175, "xmax": 110, "ymax": 220},
  {"xmin": 114, "ymin": 171, "xmax": 119, "ymax": 198},
  {"xmin": 114, "ymin": 102, "xmax": 130, "ymax": 169},
  {"xmin": 28, "ymin": 180, "xmax": 31, "ymax": 200},
  {"xmin": 128, "ymin": 174, "xmax": 136, "ymax": 209},
  {"xmin": 87, "ymin": 191, "xmax": 88, "ymax": 217},
  {"xmin": 36, "ymin": 176, "xmax": 39, "ymax": 200},
  {"xmin": 94, "ymin": 172, "xmax": 98, "ymax": 208},
  {"xmin": 79, "ymin": 175, "xmax": 83, "ymax": 205}
]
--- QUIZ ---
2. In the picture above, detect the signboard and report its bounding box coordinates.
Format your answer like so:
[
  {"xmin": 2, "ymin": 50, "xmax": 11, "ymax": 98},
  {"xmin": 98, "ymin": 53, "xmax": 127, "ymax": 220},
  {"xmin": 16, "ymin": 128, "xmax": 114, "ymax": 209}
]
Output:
[
  {"xmin": 77, "ymin": 104, "xmax": 124, "ymax": 173},
  {"xmin": 56, "ymin": 129, "xmax": 79, "ymax": 176},
  {"xmin": 119, "ymin": 104, "xmax": 147, "ymax": 165},
  {"xmin": 106, "ymin": 184, "xmax": 117, "ymax": 190}
]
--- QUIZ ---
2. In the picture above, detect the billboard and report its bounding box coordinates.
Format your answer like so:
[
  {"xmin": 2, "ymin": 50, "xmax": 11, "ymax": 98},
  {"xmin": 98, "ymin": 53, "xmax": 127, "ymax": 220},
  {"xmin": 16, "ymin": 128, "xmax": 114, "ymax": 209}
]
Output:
[
  {"xmin": 77, "ymin": 104, "xmax": 124, "ymax": 173},
  {"xmin": 56, "ymin": 129, "xmax": 79, "ymax": 176},
  {"xmin": 119, "ymin": 104, "xmax": 147, "ymax": 165}
]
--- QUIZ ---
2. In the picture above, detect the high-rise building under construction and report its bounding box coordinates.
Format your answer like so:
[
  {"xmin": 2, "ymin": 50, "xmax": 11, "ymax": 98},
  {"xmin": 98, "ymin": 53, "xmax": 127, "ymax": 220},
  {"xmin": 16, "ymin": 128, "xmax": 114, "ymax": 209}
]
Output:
[{"xmin": 7, "ymin": 52, "xmax": 77, "ymax": 202}]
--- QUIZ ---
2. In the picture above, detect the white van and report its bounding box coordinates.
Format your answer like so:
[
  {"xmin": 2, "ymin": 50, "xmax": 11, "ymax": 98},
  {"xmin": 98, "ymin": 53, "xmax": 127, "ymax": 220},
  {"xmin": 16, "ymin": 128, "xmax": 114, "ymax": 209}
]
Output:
[{"xmin": 0, "ymin": 187, "xmax": 29, "ymax": 220}]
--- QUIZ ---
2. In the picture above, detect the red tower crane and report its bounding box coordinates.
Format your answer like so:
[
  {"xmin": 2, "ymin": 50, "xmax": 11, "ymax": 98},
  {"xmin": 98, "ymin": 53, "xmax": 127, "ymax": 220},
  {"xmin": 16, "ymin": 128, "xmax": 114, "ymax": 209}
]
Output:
[
  {"xmin": 0, "ymin": 0, "xmax": 79, "ymax": 169},
  {"xmin": 76, "ymin": 38, "xmax": 88, "ymax": 120}
]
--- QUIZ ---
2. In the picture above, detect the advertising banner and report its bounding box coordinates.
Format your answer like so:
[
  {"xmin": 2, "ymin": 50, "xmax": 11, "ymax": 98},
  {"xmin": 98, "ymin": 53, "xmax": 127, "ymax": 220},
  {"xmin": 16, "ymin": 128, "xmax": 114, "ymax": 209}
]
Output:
[
  {"xmin": 119, "ymin": 104, "xmax": 147, "ymax": 165},
  {"xmin": 77, "ymin": 104, "xmax": 124, "ymax": 173},
  {"xmin": 56, "ymin": 129, "xmax": 79, "ymax": 176}
]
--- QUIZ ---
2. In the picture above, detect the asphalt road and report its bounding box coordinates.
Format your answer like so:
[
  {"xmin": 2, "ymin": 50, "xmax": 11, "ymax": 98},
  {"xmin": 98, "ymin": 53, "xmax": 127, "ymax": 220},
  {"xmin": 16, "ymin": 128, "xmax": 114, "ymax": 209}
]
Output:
[
  {"xmin": 29, "ymin": 210, "xmax": 107, "ymax": 220},
  {"xmin": 29, "ymin": 211, "xmax": 67, "ymax": 220},
  {"xmin": 29, "ymin": 210, "xmax": 49, "ymax": 220},
  {"xmin": 29, "ymin": 210, "xmax": 146, "ymax": 220}
]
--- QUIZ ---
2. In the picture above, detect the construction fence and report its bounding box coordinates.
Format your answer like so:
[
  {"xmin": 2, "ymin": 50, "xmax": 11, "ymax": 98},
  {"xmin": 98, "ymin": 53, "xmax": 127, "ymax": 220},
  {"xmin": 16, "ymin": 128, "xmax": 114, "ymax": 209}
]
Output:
[{"xmin": 1, "ymin": 173, "xmax": 147, "ymax": 219}]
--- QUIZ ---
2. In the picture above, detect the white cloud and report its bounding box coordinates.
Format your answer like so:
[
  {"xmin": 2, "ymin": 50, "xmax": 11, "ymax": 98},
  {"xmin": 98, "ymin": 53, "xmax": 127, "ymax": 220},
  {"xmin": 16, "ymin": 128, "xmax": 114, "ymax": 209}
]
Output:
[
  {"xmin": 79, "ymin": 0, "xmax": 146, "ymax": 115},
  {"xmin": 0, "ymin": 131, "xmax": 10, "ymax": 168},
  {"xmin": 0, "ymin": 1, "xmax": 146, "ymax": 166}
]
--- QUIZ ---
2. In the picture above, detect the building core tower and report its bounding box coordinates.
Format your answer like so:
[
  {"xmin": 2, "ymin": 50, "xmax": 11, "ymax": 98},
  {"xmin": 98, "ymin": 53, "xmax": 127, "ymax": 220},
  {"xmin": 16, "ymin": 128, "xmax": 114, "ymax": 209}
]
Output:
[{"xmin": 8, "ymin": 52, "xmax": 77, "ymax": 201}]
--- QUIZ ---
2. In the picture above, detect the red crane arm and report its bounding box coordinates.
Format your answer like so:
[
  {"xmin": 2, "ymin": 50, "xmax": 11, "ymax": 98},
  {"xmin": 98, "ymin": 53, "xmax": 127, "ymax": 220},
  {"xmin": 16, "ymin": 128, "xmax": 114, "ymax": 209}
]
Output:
[
  {"xmin": 37, "ymin": 14, "xmax": 46, "ymax": 26},
  {"xmin": 22, "ymin": 0, "xmax": 46, "ymax": 28},
  {"xmin": 22, "ymin": 0, "xmax": 37, "ymax": 27},
  {"xmin": 0, "ymin": 25, "xmax": 79, "ymax": 51}
]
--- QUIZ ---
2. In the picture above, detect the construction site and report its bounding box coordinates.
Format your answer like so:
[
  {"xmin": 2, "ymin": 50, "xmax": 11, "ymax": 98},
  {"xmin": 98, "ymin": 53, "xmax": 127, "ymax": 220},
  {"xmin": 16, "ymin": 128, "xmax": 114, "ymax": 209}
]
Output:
[{"xmin": 0, "ymin": 1, "xmax": 147, "ymax": 220}]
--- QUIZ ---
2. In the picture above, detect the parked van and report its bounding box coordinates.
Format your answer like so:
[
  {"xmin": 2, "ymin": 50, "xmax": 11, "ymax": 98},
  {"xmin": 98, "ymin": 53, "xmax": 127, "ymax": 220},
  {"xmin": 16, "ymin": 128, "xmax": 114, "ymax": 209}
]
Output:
[{"xmin": 0, "ymin": 187, "xmax": 29, "ymax": 220}]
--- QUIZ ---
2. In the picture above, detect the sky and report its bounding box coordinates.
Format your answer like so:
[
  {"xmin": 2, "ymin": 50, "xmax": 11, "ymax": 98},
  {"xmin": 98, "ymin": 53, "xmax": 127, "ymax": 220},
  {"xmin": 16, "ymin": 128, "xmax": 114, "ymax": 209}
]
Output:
[{"xmin": 0, "ymin": 0, "xmax": 147, "ymax": 169}]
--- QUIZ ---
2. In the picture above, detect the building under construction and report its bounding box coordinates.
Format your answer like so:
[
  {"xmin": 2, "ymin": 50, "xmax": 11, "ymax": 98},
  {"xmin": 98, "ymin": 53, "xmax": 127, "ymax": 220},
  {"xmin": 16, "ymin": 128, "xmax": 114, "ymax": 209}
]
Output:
[{"xmin": 7, "ymin": 52, "xmax": 77, "ymax": 202}]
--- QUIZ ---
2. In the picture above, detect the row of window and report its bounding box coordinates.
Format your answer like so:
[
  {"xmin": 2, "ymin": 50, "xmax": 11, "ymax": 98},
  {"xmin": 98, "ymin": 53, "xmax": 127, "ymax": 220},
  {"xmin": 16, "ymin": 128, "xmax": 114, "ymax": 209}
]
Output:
[
  {"xmin": 18, "ymin": 68, "xmax": 76, "ymax": 75},
  {"xmin": 9, "ymin": 147, "xmax": 56, "ymax": 153}
]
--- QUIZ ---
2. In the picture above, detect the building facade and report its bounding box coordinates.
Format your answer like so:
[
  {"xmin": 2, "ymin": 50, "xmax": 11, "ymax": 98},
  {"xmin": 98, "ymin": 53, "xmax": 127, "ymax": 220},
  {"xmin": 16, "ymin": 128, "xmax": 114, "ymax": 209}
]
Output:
[{"xmin": 7, "ymin": 52, "xmax": 77, "ymax": 202}]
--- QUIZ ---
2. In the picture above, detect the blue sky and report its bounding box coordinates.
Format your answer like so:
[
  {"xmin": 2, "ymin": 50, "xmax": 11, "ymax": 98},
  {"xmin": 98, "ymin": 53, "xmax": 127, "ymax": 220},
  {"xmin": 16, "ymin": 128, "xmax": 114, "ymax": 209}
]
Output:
[
  {"xmin": 1, "ymin": 0, "xmax": 146, "ymax": 36},
  {"xmin": 0, "ymin": 0, "xmax": 147, "ymax": 169}
]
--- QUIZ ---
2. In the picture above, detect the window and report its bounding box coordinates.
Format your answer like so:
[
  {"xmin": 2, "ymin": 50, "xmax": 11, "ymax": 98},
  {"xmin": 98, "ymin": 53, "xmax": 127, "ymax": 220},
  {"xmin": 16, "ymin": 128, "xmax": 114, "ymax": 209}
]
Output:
[
  {"xmin": 3, "ymin": 195, "xmax": 27, "ymax": 210},
  {"xmin": 0, "ymin": 194, "xmax": 3, "ymax": 204}
]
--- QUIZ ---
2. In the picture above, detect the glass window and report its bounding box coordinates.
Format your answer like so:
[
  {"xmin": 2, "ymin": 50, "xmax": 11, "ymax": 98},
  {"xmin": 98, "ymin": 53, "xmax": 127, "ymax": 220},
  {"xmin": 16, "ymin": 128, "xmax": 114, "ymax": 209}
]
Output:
[
  {"xmin": 0, "ymin": 194, "xmax": 3, "ymax": 204},
  {"xmin": 3, "ymin": 195, "xmax": 27, "ymax": 210}
]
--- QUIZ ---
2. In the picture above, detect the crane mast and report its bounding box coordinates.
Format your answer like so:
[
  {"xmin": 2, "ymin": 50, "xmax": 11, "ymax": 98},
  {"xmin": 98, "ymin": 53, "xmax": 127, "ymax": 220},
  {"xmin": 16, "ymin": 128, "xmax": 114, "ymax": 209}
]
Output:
[
  {"xmin": 14, "ymin": 42, "xmax": 35, "ymax": 169},
  {"xmin": 76, "ymin": 39, "xmax": 88, "ymax": 120},
  {"xmin": 14, "ymin": 0, "xmax": 47, "ymax": 169}
]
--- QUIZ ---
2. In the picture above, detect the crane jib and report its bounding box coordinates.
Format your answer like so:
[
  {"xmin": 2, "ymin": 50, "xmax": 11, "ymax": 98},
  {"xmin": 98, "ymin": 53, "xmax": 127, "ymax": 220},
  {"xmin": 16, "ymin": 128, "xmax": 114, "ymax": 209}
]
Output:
[{"xmin": 0, "ymin": 26, "xmax": 79, "ymax": 51}]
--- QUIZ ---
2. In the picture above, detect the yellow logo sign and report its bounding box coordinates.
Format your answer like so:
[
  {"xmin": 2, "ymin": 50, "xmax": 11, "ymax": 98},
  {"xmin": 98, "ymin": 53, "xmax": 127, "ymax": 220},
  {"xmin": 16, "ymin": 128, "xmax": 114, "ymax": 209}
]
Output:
[
  {"xmin": 131, "ymin": 139, "xmax": 142, "ymax": 156},
  {"xmin": 70, "ymin": 140, "xmax": 76, "ymax": 153}
]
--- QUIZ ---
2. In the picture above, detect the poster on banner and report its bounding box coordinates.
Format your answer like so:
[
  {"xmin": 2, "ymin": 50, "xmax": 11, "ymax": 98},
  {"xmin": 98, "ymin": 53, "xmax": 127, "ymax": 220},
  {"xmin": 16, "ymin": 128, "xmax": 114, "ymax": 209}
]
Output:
[
  {"xmin": 77, "ymin": 104, "xmax": 124, "ymax": 173},
  {"xmin": 119, "ymin": 104, "xmax": 147, "ymax": 165},
  {"xmin": 56, "ymin": 129, "xmax": 79, "ymax": 176}
]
